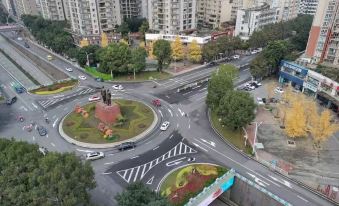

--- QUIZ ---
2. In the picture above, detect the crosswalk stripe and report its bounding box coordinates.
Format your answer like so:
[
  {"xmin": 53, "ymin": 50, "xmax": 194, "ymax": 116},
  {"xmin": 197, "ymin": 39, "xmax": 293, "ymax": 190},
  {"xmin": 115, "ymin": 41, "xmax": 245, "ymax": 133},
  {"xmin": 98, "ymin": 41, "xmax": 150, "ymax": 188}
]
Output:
[
  {"xmin": 178, "ymin": 142, "xmax": 183, "ymax": 155},
  {"xmin": 126, "ymin": 168, "xmax": 135, "ymax": 183},
  {"xmin": 141, "ymin": 164, "xmax": 148, "ymax": 179},
  {"xmin": 133, "ymin": 166, "xmax": 141, "ymax": 182}
]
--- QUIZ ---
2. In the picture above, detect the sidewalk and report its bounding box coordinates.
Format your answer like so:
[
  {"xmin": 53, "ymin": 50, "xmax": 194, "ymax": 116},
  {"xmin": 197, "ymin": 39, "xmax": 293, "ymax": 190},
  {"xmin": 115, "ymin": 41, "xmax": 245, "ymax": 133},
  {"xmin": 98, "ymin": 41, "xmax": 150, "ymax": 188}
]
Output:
[{"xmin": 164, "ymin": 61, "xmax": 205, "ymax": 76}]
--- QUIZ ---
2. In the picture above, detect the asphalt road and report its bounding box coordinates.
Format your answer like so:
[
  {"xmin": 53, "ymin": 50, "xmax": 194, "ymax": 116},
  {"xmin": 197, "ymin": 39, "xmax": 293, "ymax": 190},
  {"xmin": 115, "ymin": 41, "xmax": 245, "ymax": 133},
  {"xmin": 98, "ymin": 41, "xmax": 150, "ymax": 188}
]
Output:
[{"xmin": 0, "ymin": 33, "xmax": 335, "ymax": 206}]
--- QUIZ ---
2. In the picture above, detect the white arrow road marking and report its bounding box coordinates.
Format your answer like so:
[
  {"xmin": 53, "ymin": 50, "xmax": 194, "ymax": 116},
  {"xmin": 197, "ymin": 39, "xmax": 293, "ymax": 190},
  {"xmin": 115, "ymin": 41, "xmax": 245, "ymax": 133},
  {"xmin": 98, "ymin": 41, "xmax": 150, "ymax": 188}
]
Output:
[
  {"xmin": 52, "ymin": 118, "xmax": 58, "ymax": 128},
  {"xmin": 297, "ymin": 195, "xmax": 309, "ymax": 202},
  {"xmin": 76, "ymin": 149, "xmax": 93, "ymax": 153},
  {"xmin": 104, "ymin": 162, "xmax": 115, "ymax": 165},
  {"xmin": 131, "ymin": 155, "xmax": 139, "ymax": 159},
  {"xmin": 167, "ymin": 108, "xmax": 173, "ymax": 117},
  {"xmin": 268, "ymin": 175, "xmax": 292, "ymax": 188},
  {"xmin": 50, "ymin": 142, "xmax": 55, "ymax": 147},
  {"xmin": 166, "ymin": 157, "xmax": 186, "ymax": 167},
  {"xmin": 169, "ymin": 134, "xmax": 174, "ymax": 139},
  {"xmin": 177, "ymin": 123, "xmax": 179, "ymax": 128},
  {"xmin": 31, "ymin": 103, "xmax": 38, "ymax": 109},
  {"xmin": 193, "ymin": 143, "xmax": 208, "ymax": 152},
  {"xmin": 146, "ymin": 176, "xmax": 154, "ymax": 185},
  {"xmin": 177, "ymin": 108, "xmax": 185, "ymax": 116},
  {"xmin": 102, "ymin": 172, "xmax": 112, "ymax": 175},
  {"xmin": 247, "ymin": 172, "xmax": 269, "ymax": 187},
  {"xmin": 200, "ymin": 138, "xmax": 216, "ymax": 147},
  {"xmin": 158, "ymin": 109, "xmax": 163, "ymax": 118},
  {"xmin": 153, "ymin": 146, "xmax": 159, "ymax": 150}
]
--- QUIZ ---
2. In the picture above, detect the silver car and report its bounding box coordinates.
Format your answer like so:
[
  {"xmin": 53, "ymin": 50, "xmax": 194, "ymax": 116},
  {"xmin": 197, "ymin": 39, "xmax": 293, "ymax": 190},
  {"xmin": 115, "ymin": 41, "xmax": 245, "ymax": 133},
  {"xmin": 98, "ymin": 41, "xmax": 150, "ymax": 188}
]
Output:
[{"xmin": 86, "ymin": 152, "xmax": 105, "ymax": 161}]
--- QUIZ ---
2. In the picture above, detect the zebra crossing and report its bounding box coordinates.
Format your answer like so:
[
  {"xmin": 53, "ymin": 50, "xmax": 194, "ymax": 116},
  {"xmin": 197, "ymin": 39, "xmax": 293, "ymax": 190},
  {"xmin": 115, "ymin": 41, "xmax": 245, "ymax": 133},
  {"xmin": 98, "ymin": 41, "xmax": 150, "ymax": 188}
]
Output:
[
  {"xmin": 37, "ymin": 87, "xmax": 96, "ymax": 109},
  {"xmin": 116, "ymin": 142, "xmax": 197, "ymax": 183}
]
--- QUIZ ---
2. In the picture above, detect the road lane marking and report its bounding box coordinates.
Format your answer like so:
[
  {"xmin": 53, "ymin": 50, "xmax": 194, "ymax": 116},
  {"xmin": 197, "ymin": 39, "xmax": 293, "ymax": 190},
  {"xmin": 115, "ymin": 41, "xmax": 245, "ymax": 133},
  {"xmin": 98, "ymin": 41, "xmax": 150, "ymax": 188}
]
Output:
[
  {"xmin": 107, "ymin": 153, "xmax": 115, "ymax": 156},
  {"xmin": 31, "ymin": 103, "xmax": 38, "ymax": 109},
  {"xmin": 50, "ymin": 142, "xmax": 55, "ymax": 147},
  {"xmin": 169, "ymin": 104, "xmax": 173, "ymax": 108},
  {"xmin": 158, "ymin": 109, "xmax": 163, "ymax": 118},
  {"xmin": 169, "ymin": 134, "xmax": 173, "ymax": 139},
  {"xmin": 247, "ymin": 172, "xmax": 269, "ymax": 187},
  {"xmin": 268, "ymin": 175, "xmax": 292, "ymax": 188},
  {"xmin": 297, "ymin": 195, "xmax": 309, "ymax": 202},
  {"xmin": 188, "ymin": 124, "xmax": 190, "ymax": 129},
  {"xmin": 104, "ymin": 162, "xmax": 115, "ymax": 165},
  {"xmin": 76, "ymin": 149, "xmax": 93, "ymax": 153},
  {"xmin": 199, "ymin": 87, "xmax": 207, "ymax": 92},
  {"xmin": 133, "ymin": 166, "xmax": 141, "ymax": 182},
  {"xmin": 35, "ymin": 125, "xmax": 37, "ymax": 130},
  {"xmin": 177, "ymin": 108, "xmax": 185, "ymax": 116},
  {"xmin": 153, "ymin": 146, "xmax": 159, "ymax": 150},
  {"xmin": 146, "ymin": 176, "xmax": 154, "ymax": 185},
  {"xmin": 32, "ymin": 136, "xmax": 35, "ymax": 141},
  {"xmin": 176, "ymin": 113, "xmax": 179, "ymax": 117},
  {"xmin": 131, "ymin": 155, "xmax": 139, "ymax": 159},
  {"xmin": 193, "ymin": 143, "xmax": 208, "ymax": 152},
  {"xmin": 166, "ymin": 157, "xmax": 186, "ymax": 167},
  {"xmin": 177, "ymin": 123, "xmax": 179, "ymax": 128},
  {"xmin": 52, "ymin": 118, "xmax": 58, "ymax": 128},
  {"xmin": 167, "ymin": 108, "xmax": 173, "ymax": 117},
  {"xmin": 102, "ymin": 172, "xmax": 112, "ymax": 175},
  {"xmin": 200, "ymin": 138, "xmax": 216, "ymax": 147},
  {"xmin": 46, "ymin": 134, "xmax": 49, "ymax": 138}
]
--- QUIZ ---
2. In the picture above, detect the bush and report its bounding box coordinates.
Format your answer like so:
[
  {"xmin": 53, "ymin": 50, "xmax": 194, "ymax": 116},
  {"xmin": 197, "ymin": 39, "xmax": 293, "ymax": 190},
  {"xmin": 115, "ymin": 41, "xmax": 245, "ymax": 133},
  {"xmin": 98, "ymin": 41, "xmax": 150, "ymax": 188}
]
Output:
[
  {"xmin": 65, "ymin": 121, "xmax": 75, "ymax": 127},
  {"xmin": 79, "ymin": 133, "xmax": 89, "ymax": 139}
]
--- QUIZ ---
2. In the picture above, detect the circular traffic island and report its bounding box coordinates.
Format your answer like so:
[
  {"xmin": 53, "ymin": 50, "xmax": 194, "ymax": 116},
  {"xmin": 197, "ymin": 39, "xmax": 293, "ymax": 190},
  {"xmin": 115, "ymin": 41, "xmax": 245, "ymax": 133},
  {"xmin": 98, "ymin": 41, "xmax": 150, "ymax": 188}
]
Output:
[
  {"xmin": 160, "ymin": 164, "xmax": 228, "ymax": 206},
  {"xmin": 62, "ymin": 99, "xmax": 156, "ymax": 146}
]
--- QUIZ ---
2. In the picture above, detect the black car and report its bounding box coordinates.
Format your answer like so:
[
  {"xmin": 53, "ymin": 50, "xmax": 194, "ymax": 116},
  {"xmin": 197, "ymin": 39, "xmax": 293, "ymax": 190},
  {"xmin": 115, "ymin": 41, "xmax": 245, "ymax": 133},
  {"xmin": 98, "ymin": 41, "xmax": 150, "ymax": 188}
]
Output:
[
  {"xmin": 24, "ymin": 42, "xmax": 30, "ymax": 48},
  {"xmin": 6, "ymin": 96, "xmax": 17, "ymax": 105},
  {"xmin": 209, "ymin": 61, "xmax": 218, "ymax": 66},
  {"xmin": 37, "ymin": 126, "xmax": 47, "ymax": 136},
  {"xmin": 95, "ymin": 78, "xmax": 104, "ymax": 82},
  {"xmin": 118, "ymin": 142, "xmax": 135, "ymax": 151}
]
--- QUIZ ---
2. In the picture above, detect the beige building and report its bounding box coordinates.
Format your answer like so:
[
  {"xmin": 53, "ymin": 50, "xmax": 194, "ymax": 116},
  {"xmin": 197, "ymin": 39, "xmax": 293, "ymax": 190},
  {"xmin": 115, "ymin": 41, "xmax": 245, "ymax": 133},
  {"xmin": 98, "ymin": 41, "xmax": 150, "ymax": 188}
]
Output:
[
  {"xmin": 39, "ymin": 0, "xmax": 67, "ymax": 20},
  {"xmin": 13, "ymin": 0, "xmax": 39, "ymax": 18}
]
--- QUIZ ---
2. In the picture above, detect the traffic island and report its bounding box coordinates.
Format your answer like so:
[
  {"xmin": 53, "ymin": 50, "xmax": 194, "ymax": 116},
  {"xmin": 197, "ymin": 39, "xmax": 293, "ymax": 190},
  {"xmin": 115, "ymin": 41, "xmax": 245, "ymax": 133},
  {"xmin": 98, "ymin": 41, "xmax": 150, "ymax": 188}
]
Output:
[
  {"xmin": 29, "ymin": 79, "xmax": 78, "ymax": 95},
  {"xmin": 160, "ymin": 164, "xmax": 228, "ymax": 206},
  {"xmin": 59, "ymin": 99, "xmax": 157, "ymax": 148}
]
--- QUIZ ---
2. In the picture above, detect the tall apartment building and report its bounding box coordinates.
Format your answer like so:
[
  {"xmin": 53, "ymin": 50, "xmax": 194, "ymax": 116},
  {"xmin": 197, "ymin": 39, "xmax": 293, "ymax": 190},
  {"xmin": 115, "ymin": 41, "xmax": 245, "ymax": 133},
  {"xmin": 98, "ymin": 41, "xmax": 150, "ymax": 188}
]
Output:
[
  {"xmin": 305, "ymin": 0, "xmax": 339, "ymax": 66},
  {"xmin": 196, "ymin": 0, "xmax": 232, "ymax": 29},
  {"xmin": 97, "ymin": 0, "xmax": 122, "ymax": 32},
  {"xmin": 298, "ymin": 0, "xmax": 319, "ymax": 15},
  {"xmin": 275, "ymin": 0, "xmax": 299, "ymax": 21},
  {"xmin": 120, "ymin": 0, "xmax": 142, "ymax": 19},
  {"xmin": 13, "ymin": 0, "xmax": 39, "ymax": 18},
  {"xmin": 39, "ymin": 0, "xmax": 67, "ymax": 20},
  {"xmin": 235, "ymin": 3, "xmax": 278, "ymax": 40},
  {"xmin": 148, "ymin": 0, "xmax": 197, "ymax": 34}
]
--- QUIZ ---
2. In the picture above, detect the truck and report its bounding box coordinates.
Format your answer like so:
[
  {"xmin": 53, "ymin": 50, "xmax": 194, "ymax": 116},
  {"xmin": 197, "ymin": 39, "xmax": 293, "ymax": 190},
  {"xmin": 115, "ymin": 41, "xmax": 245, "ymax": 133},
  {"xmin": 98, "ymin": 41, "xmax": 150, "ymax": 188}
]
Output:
[{"xmin": 11, "ymin": 82, "xmax": 24, "ymax": 93}]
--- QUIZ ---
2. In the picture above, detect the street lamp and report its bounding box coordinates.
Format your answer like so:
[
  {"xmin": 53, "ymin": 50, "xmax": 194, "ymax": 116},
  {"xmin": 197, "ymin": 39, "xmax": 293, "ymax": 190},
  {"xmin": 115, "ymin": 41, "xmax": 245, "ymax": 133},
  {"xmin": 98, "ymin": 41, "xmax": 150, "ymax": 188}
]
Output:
[
  {"xmin": 85, "ymin": 52, "xmax": 90, "ymax": 67},
  {"xmin": 252, "ymin": 121, "xmax": 263, "ymax": 155}
]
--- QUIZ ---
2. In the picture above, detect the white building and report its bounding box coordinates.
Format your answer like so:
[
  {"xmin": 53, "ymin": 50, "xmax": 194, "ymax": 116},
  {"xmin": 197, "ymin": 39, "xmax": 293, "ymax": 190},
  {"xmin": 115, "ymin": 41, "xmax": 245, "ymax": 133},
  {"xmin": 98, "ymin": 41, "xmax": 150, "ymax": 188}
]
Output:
[
  {"xmin": 13, "ymin": 0, "xmax": 39, "ymax": 18},
  {"xmin": 148, "ymin": 0, "xmax": 197, "ymax": 34},
  {"xmin": 145, "ymin": 33, "xmax": 211, "ymax": 45},
  {"xmin": 97, "ymin": 0, "xmax": 122, "ymax": 32},
  {"xmin": 39, "ymin": 0, "xmax": 67, "ymax": 20},
  {"xmin": 298, "ymin": 0, "xmax": 319, "ymax": 15},
  {"xmin": 276, "ymin": 0, "xmax": 299, "ymax": 21},
  {"xmin": 235, "ymin": 3, "xmax": 278, "ymax": 40}
]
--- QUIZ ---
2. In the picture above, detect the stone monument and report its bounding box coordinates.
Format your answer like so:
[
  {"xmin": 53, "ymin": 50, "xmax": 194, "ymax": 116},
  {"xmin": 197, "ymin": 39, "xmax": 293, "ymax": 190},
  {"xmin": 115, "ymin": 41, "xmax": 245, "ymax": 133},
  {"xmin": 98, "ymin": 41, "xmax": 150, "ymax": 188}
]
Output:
[{"xmin": 95, "ymin": 87, "xmax": 121, "ymax": 125}]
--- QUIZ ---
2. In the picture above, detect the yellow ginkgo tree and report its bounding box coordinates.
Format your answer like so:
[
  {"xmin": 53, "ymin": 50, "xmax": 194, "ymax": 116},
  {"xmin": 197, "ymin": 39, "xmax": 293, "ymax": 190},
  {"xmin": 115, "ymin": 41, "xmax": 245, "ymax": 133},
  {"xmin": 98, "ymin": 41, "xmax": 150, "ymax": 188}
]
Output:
[
  {"xmin": 309, "ymin": 110, "xmax": 339, "ymax": 143},
  {"xmin": 188, "ymin": 40, "xmax": 202, "ymax": 63},
  {"xmin": 171, "ymin": 36, "xmax": 184, "ymax": 61}
]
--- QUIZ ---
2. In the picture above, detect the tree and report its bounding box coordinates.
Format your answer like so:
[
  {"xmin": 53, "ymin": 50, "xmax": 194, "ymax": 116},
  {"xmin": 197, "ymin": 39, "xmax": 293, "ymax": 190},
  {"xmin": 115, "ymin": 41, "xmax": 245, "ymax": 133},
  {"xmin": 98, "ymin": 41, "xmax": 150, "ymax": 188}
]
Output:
[
  {"xmin": 250, "ymin": 54, "xmax": 269, "ymax": 79},
  {"xmin": 217, "ymin": 91, "xmax": 256, "ymax": 130},
  {"xmin": 139, "ymin": 20, "xmax": 149, "ymax": 41},
  {"xmin": 125, "ymin": 18, "xmax": 147, "ymax": 32},
  {"xmin": 262, "ymin": 40, "xmax": 290, "ymax": 74},
  {"xmin": 171, "ymin": 36, "xmax": 184, "ymax": 61},
  {"xmin": 129, "ymin": 47, "xmax": 147, "ymax": 76},
  {"xmin": 153, "ymin": 40, "xmax": 172, "ymax": 72},
  {"xmin": 76, "ymin": 45, "xmax": 101, "ymax": 67},
  {"xmin": 188, "ymin": 40, "xmax": 202, "ymax": 63},
  {"xmin": 0, "ymin": 139, "xmax": 95, "ymax": 206},
  {"xmin": 310, "ymin": 110, "xmax": 339, "ymax": 143},
  {"xmin": 115, "ymin": 182, "xmax": 171, "ymax": 206},
  {"xmin": 202, "ymin": 42, "xmax": 217, "ymax": 62},
  {"xmin": 284, "ymin": 96, "xmax": 308, "ymax": 138},
  {"xmin": 117, "ymin": 22, "xmax": 130, "ymax": 38},
  {"xmin": 206, "ymin": 64, "xmax": 237, "ymax": 110},
  {"xmin": 97, "ymin": 42, "xmax": 131, "ymax": 74}
]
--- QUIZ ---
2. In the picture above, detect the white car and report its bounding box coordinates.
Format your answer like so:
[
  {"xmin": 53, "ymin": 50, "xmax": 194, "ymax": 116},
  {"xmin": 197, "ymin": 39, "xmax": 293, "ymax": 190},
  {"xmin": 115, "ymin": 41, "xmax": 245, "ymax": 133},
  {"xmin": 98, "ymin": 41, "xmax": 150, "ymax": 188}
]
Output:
[
  {"xmin": 17, "ymin": 37, "xmax": 23, "ymax": 41},
  {"xmin": 112, "ymin": 84, "xmax": 124, "ymax": 90},
  {"xmin": 160, "ymin": 121, "xmax": 170, "ymax": 131},
  {"xmin": 78, "ymin": 75, "xmax": 87, "ymax": 80},
  {"xmin": 232, "ymin": 55, "xmax": 240, "ymax": 59},
  {"xmin": 250, "ymin": 50, "xmax": 258, "ymax": 55},
  {"xmin": 245, "ymin": 83, "xmax": 255, "ymax": 90},
  {"xmin": 257, "ymin": 97, "xmax": 265, "ymax": 105},
  {"xmin": 274, "ymin": 87, "xmax": 284, "ymax": 94},
  {"xmin": 252, "ymin": 81, "xmax": 262, "ymax": 86},
  {"xmin": 89, "ymin": 95, "xmax": 101, "ymax": 102},
  {"xmin": 86, "ymin": 152, "xmax": 105, "ymax": 161},
  {"xmin": 65, "ymin": 67, "xmax": 73, "ymax": 72}
]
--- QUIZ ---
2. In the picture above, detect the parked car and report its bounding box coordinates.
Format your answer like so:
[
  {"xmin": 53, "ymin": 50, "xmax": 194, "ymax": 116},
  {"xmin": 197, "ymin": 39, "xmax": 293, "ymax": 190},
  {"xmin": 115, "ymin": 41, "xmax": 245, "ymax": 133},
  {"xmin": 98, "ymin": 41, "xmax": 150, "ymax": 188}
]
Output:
[
  {"xmin": 252, "ymin": 81, "xmax": 262, "ymax": 86},
  {"xmin": 70, "ymin": 58, "xmax": 77, "ymax": 62},
  {"xmin": 152, "ymin": 99, "xmax": 161, "ymax": 107},
  {"xmin": 250, "ymin": 50, "xmax": 258, "ymax": 55},
  {"xmin": 210, "ymin": 61, "xmax": 218, "ymax": 66},
  {"xmin": 17, "ymin": 37, "xmax": 23, "ymax": 41},
  {"xmin": 78, "ymin": 75, "xmax": 87, "ymax": 80},
  {"xmin": 37, "ymin": 126, "xmax": 47, "ymax": 136},
  {"xmin": 257, "ymin": 97, "xmax": 265, "ymax": 105},
  {"xmin": 95, "ymin": 78, "xmax": 104, "ymax": 82},
  {"xmin": 232, "ymin": 55, "xmax": 240, "ymax": 59},
  {"xmin": 47, "ymin": 55, "xmax": 53, "ymax": 61},
  {"xmin": 187, "ymin": 157, "xmax": 196, "ymax": 162},
  {"xmin": 112, "ymin": 84, "xmax": 123, "ymax": 90},
  {"xmin": 6, "ymin": 96, "xmax": 17, "ymax": 105},
  {"xmin": 274, "ymin": 87, "xmax": 284, "ymax": 94},
  {"xmin": 38, "ymin": 147, "xmax": 48, "ymax": 156},
  {"xmin": 89, "ymin": 95, "xmax": 101, "ymax": 102},
  {"xmin": 160, "ymin": 121, "xmax": 170, "ymax": 131},
  {"xmin": 24, "ymin": 42, "xmax": 30, "ymax": 48},
  {"xmin": 65, "ymin": 67, "xmax": 73, "ymax": 72},
  {"xmin": 118, "ymin": 142, "xmax": 136, "ymax": 151},
  {"xmin": 86, "ymin": 152, "xmax": 105, "ymax": 160},
  {"xmin": 245, "ymin": 83, "xmax": 255, "ymax": 90}
]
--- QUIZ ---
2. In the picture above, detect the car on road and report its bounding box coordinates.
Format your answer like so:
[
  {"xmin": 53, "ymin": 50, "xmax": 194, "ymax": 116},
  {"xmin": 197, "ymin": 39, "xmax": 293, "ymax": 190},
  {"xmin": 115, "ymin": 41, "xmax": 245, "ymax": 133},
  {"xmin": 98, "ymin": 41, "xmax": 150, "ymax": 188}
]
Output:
[
  {"xmin": 38, "ymin": 147, "xmax": 48, "ymax": 156},
  {"xmin": 47, "ymin": 55, "xmax": 53, "ymax": 61},
  {"xmin": 274, "ymin": 87, "xmax": 284, "ymax": 94},
  {"xmin": 78, "ymin": 75, "xmax": 87, "ymax": 80},
  {"xmin": 70, "ymin": 58, "xmax": 77, "ymax": 62},
  {"xmin": 160, "ymin": 121, "xmax": 170, "ymax": 131},
  {"xmin": 24, "ymin": 42, "xmax": 30, "ymax": 48},
  {"xmin": 118, "ymin": 142, "xmax": 136, "ymax": 151},
  {"xmin": 257, "ymin": 97, "xmax": 265, "ymax": 105},
  {"xmin": 89, "ymin": 95, "xmax": 101, "ymax": 102},
  {"xmin": 209, "ymin": 61, "xmax": 218, "ymax": 66},
  {"xmin": 112, "ymin": 84, "xmax": 123, "ymax": 90},
  {"xmin": 95, "ymin": 78, "xmax": 104, "ymax": 82},
  {"xmin": 232, "ymin": 55, "xmax": 240, "ymax": 60},
  {"xmin": 17, "ymin": 37, "xmax": 23, "ymax": 41},
  {"xmin": 244, "ymin": 83, "xmax": 255, "ymax": 90},
  {"xmin": 152, "ymin": 99, "xmax": 161, "ymax": 107},
  {"xmin": 65, "ymin": 67, "xmax": 73, "ymax": 72},
  {"xmin": 37, "ymin": 126, "xmax": 47, "ymax": 136},
  {"xmin": 6, "ymin": 96, "xmax": 17, "ymax": 105},
  {"xmin": 86, "ymin": 152, "xmax": 105, "ymax": 160},
  {"xmin": 250, "ymin": 50, "xmax": 258, "ymax": 55},
  {"xmin": 187, "ymin": 157, "xmax": 195, "ymax": 162},
  {"xmin": 252, "ymin": 81, "xmax": 262, "ymax": 87}
]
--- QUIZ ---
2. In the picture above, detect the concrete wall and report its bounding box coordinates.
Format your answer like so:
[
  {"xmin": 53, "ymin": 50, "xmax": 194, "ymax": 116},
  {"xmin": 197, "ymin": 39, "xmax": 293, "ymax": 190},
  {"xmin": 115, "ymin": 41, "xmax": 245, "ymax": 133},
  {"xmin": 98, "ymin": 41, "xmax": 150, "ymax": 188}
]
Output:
[
  {"xmin": 0, "ymin": 34, "xmax": 68, "ymax": 82},
  {"xmin": 212, "ymin": 178, "xmax": 282, "ymax": 206}
]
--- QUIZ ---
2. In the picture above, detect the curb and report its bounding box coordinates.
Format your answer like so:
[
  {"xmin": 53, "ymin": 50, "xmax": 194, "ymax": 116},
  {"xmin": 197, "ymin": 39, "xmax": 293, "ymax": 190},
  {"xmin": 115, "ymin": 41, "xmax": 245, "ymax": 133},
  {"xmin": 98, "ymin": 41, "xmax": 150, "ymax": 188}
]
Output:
[
  {"xmin": 58, "ymin": 100, "xmax": 159, "ymax": 149},
  {"xmin": 207, "ymin": 109, "xmax": 338, "ymax": 205}
]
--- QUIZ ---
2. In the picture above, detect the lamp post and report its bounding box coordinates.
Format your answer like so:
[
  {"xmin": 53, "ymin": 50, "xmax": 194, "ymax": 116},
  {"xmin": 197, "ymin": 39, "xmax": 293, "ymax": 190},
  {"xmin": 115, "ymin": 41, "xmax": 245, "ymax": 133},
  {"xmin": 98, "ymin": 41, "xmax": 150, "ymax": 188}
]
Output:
[
  {"xmin": 252, "ymin": 121, "xmax": 263, "ymax": 155},
  {"xmin": 85, "ymin": 52, "xmax": 90, "ymax": 67}
]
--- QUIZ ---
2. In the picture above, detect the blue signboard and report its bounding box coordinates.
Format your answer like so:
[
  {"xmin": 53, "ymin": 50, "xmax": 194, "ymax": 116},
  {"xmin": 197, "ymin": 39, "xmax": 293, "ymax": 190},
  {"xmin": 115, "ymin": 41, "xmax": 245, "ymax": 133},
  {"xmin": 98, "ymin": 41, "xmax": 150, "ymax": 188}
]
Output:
[{"xmin": 221, "ymin": 176, "xmax": 235, "ymax": 192}]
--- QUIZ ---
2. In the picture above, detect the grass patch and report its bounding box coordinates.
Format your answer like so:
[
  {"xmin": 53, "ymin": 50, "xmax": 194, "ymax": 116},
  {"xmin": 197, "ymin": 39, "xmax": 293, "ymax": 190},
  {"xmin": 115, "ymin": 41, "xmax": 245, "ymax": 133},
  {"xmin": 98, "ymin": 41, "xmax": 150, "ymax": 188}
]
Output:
[
  {"xmin": 160, "ymin": 164, "xmax": 228, "ymax": 206},
  {"xmin": 63, "ymin": 99, "xmax": 154, "ymax": 144},
  {"xmin": 85, "ymin": 67, "xmax": 172, "ymax": 81},
  {"xmin": 0, "ymin": 47, "xmax": 40, "ymax": 85},
  {"xmin": 30, "ymin": 79, "xmax": 78, "ymax": 95},
  {"xmin": 210, "ymin": 111, "xmax": 253, "ymax": 155}
]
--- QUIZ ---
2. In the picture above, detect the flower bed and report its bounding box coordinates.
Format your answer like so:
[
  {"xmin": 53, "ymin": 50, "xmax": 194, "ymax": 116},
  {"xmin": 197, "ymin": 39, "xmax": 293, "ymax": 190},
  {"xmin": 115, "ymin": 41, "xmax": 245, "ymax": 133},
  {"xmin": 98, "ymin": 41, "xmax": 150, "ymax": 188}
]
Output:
[{"xmin": 30, "ymin": 79, "xmax": 78, "ymax": 95}]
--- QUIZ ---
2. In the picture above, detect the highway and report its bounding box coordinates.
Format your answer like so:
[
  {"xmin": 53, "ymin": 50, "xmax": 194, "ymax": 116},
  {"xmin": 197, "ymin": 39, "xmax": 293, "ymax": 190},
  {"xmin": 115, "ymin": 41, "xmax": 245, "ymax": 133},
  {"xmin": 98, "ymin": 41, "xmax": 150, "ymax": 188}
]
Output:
[{"xmin": 0, "ymin": 31, "xmax": 336, "ymax": 206}]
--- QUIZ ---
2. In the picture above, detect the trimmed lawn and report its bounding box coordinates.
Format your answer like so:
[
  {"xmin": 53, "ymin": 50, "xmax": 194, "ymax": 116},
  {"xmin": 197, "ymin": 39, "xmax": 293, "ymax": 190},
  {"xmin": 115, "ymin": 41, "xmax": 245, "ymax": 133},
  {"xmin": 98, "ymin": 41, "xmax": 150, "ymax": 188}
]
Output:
[
  {"xmin": 85, "ymin": 67, "xmax": 172, "ymax": 81},
  {"xmin": 63, "ymin": 100, "xmax": 154, "ymax": 144},
  {"xmin": 160, "ymin": 164, "xmax": 228, "ymax": 206},
  {"xmin": 210, "ymin": 111, "xmax": 253, "ymax": 155},
  {"xmin": 30, "ymin": 79, "xmax": 78, "ymax": 95}
]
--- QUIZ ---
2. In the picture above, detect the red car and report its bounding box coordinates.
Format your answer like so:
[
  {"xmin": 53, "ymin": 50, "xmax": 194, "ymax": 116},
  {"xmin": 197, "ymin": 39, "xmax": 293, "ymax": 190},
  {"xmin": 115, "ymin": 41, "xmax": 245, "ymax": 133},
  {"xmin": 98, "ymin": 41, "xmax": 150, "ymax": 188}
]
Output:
[{"xmin": 152, "ymin": 99, "xmax": 161, "ymax": 107}]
